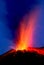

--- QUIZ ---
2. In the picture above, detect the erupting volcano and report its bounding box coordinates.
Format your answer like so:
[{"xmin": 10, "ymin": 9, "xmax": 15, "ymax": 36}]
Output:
[{"xmin": 11, "ymin": 7, "xmax": 44, "ymax": 55}]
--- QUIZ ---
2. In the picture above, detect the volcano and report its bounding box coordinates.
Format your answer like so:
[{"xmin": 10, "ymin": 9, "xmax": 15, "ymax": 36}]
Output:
[
  {"xmin": 0, "ymin": 47, "xmax": 44, "ymax": 65},
  {"xmin": 0, "ymin": 7, "xmax": 44, "ymax": 64}
]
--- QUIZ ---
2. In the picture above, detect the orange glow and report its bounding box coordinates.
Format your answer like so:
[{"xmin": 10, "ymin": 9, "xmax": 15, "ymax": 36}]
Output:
[
  {"xmin": 15, "ymin": 9, "xmax": 39, "ymax": 51},
  {"xmin": 0, "ymin": 6, "xmax": 44, "ymax": 57},
  {"xmin": 10, "ymin": 7, "xmax": 44, "ymax": 55}
]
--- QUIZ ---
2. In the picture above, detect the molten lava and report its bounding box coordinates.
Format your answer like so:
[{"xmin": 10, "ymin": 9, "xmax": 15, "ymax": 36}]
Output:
[
  {"xmin": 15, "ymin": 9, "xmax": 39, "ymax": 51},
  {"xmin": 11, "ymin": 7, "xmax": 44, "ymax": 55}
]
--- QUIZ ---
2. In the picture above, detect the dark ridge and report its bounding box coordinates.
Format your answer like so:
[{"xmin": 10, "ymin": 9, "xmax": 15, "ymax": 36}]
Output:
[{"xmin": 0, "ymin": 49, "xmax": 44, "ymax": 65}]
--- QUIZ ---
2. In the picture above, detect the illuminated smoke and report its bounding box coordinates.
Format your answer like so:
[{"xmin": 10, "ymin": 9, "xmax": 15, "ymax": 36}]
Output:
[
  {"xmin": 10, "ymin": 6, "xmax": 44, "ymax": 55},
  {"xmin": 14, "ymin": 7, "xmax": 40, "ymax": 51}
]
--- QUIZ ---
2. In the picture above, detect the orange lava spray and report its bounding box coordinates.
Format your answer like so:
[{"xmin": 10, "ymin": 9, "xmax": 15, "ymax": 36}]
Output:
[
  {"xmin": 15, "ymin": 8, "xmax": 39, "ymax": 51},
  {"xmin": 10, "ymin": 7, "xmax": 44, "ymax": 55}
]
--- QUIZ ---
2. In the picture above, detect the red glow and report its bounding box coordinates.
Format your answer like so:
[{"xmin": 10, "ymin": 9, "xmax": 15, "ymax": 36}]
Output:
[
  {"xmin": 11, "ymin": 7, "xmax": 44, "ymax": 55},
  {"xmin": 15, "ymin": 9, "xmax": 39, "ymax": 51},
  {"xmin": 27, "ymin": 47, "xmax": 44, "ymax": 55},
  {"xmin": 2, "ymin": 48, "xmax": 44, "ymax": 57}
]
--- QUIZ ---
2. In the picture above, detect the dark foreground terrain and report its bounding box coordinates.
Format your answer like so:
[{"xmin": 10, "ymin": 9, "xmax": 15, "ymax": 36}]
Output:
[{"xmin": 0, "ymin": 49, "xmax": 44, "ymax": 65}]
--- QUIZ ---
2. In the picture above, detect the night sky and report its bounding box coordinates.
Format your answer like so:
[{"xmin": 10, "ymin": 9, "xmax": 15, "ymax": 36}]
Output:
[{"xmin": 0, "ymin": 0, "xmax": 44, "ymax": 55}]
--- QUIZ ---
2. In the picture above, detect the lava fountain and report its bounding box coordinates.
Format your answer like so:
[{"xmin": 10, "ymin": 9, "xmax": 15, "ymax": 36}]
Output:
[
  {"xmin": 11, "ymin": 7, "xmax": 44, "ymax": 55},
  {"xmin": 15, "ymin": 7, "xmax": 39, "ymax": 51}
]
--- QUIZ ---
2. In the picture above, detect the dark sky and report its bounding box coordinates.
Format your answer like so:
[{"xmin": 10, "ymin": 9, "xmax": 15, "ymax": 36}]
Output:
[{"xmin": 0, "ymin": 0, "xmax": 44, "ymax": 55}]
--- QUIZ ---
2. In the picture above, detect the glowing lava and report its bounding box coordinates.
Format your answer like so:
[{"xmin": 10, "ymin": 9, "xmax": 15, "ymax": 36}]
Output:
[
  {"xmin": 15, "ymin": 8, "xmax": 39, "ymax": 51},
  {"xmin": 11, "ymin": 7, "xmax": 44, "ymax": 55}
]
